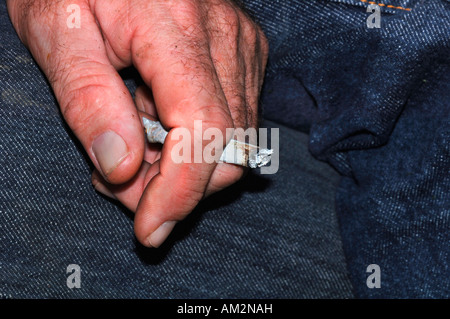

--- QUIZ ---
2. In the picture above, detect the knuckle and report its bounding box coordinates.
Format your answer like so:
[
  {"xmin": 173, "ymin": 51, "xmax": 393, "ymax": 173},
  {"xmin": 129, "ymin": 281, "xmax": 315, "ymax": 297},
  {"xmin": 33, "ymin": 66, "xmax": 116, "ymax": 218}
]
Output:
[
  {"xmin": 59, "ymin": 74, "xmax": 114, "ymax": 133},
  {"xmin": 241, "ymin": 19, "xmax": 259, "ymax": 46},
  {"xmin": 57, "ymin": 59, "xmax": 115, "ymax": 130},
  {"xmin": 205, "ymin": 1, "xmax": 240, "ymax": 45},
  {"xmin": 217, "ymin": 4, "xmax": 240, "ymax": 34},
  {"xmin": 168, "ymin": 0, "xmax": 204, "ymax": 33},
  {"xmin": 61, "ymin": 84, "xmax": 102, "ymax": 133}
]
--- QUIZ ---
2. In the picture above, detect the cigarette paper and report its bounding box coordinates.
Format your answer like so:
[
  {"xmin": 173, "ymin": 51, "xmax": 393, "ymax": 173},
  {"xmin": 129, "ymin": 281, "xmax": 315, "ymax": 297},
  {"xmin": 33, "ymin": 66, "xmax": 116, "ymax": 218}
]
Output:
[{"xmin": 142, "ymin": 117, "xmax": 273, "ymax": 168}]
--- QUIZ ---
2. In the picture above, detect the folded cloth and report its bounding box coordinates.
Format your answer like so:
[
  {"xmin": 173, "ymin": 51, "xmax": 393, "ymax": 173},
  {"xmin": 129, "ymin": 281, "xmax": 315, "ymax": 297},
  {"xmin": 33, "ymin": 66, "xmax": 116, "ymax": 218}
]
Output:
[{"xmin": 244, "ymin": 0, "xmax": 450, "ymax": 297}]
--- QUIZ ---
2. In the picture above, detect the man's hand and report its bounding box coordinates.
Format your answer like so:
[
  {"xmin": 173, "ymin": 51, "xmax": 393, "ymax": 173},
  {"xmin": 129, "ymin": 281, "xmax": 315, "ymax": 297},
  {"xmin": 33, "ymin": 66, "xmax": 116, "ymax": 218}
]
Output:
[{"xmin": 7, "ymin": 0, "xmax": 268, "ymax": 247}]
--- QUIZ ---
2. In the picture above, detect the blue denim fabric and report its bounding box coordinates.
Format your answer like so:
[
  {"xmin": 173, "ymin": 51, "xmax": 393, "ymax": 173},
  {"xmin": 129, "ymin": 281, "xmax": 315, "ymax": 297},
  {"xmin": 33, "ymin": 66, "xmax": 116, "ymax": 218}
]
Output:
[
  {"xmin": 0, "ymin": 1, "xmax": 353, "ymax": 298},
  {"xmin": 1, "ymin": 0, "xmax": 449, "ymax": 299},
  {"xmin": 243, "ymin": 0, "xmax": 450, "ymax": 297}
]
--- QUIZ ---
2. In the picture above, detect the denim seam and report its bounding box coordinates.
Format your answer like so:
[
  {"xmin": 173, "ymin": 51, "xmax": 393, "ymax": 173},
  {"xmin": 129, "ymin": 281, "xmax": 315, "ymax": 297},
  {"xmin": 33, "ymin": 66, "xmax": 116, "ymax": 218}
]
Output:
[
  {"xmin": 321, "ymin": 0, "xmax": 416, "ymax": 14},
  {"xmin": 360, "ymin": 0, "xmax": 412, "ymax": 11}
]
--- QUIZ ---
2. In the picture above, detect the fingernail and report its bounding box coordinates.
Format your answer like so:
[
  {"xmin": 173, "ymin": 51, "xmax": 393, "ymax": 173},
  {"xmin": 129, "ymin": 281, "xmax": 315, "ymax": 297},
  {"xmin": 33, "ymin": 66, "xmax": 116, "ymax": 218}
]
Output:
[
  {"xmin": 92, "ymin": 177, "xmax": 116, "ymax": 200},
  {"xmin": 135, "ymin": 95, "xmax": 145, "ymax": 112},
  {"xmin": 147, "ymin": 221, "xmax": 177, "ymax": 248},
  {"xmin": 92, "ymin": 131, "xmax": 129, "ymax": 177}
]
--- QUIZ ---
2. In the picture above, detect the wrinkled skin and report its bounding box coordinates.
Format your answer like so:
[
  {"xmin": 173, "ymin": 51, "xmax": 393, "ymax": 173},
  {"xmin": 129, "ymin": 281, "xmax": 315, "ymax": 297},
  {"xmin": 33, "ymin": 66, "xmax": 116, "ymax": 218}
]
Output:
[{"xmin": 7, "ymin": 0, "xmax": 268, "ymax": 247}]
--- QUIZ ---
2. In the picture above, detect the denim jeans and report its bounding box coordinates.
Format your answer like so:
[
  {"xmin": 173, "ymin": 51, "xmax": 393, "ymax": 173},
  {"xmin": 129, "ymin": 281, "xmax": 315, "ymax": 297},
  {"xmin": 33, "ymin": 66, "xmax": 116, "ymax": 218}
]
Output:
[
  {"xmin": 243, "ymin": 0, "xmax": 449, "ymax": 297},
  {"xmin": 1, "ymin": 0, "xmax": 449, "ymax": 299},
  {"xmin": 0, "ymin": 0, "xmax": 353, "ymax": 298}
]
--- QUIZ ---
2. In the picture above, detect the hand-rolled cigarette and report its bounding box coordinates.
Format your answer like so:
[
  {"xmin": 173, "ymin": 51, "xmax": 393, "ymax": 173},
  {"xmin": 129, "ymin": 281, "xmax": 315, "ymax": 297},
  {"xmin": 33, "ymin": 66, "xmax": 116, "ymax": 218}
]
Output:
[{"xmin": 142, "ymin": 117, "xmax": 273, "ymax": 168}]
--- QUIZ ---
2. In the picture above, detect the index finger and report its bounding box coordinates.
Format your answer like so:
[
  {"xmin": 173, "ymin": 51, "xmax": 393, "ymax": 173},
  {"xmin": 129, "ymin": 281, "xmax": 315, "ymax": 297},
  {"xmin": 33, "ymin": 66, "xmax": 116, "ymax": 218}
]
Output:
[{"xmin": 130, "ymin": 4, "xmax": 236, "ymax": 247}]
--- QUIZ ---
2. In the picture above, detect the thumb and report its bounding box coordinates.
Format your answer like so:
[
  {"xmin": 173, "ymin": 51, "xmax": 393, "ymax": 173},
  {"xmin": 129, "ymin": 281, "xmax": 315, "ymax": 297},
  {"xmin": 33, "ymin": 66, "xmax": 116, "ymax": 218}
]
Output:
[
  {"xmin": 56, "ymin": 58, "xmax": 144, "ymax": 184},
  {"xmin": 59, "ymin": 61, "xmax": 144, "ymax": 184},
  {"xmin": 39, "ymin": 5, "xmax": 144, "ymax": 184}
]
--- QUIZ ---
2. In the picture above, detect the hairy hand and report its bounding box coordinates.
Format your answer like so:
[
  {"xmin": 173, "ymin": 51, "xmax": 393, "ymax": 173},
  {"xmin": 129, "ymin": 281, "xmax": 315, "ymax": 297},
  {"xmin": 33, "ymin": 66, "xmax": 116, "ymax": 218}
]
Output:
[{"xmin": 7, "ymin": 0, "xmax": 268, "ymax": 247}]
